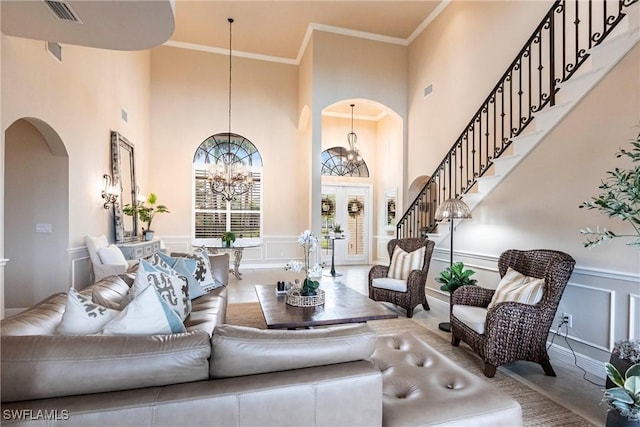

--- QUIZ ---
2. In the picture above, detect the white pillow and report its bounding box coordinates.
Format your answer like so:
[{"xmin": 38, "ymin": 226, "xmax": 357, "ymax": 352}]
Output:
[
  {"xmin": 387, "ymin": 245, "xmax": 425, "ymax": 280},
  {"xmin": 487, "ymin": 267, "xmax": 545, "ymax": 310},
  {"xmin": 56, "ymin": 288, "xmax": 118, "ymax": 335},
  {"xmin": 102, "ymin": 285, "xmax": 186, "ymax": 335},
  {"xmin": 131, "ymin": 259, "xmax": 191, "ymax": 320},
  {"xmin": 97, "ymin": 245, "xmax": 128, "ymax": 267}
]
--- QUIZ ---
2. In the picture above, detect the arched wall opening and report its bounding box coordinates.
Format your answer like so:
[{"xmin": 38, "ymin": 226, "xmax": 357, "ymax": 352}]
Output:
[
  {"xmin": 319, "ymin": 98, "xmax": 403, "ymax": 264},
  {"xmin": 4, "ymin": 118, "xmax": 69, "ymax": 309}
]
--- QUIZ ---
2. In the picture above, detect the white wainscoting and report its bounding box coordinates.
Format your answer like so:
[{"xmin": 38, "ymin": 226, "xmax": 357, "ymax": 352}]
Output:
[{"xmin": 428, "ymin": 247, "xmax": 639, "ymax": 379}]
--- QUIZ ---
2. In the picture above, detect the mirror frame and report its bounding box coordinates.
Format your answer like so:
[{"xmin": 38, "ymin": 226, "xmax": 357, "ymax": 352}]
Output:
[
  {"xmin": 111, "ymin": 131, "xmax": 138, "ymax": 243},
  {"xmin": 384, "ymin": 188, "xmax": 397, "ymax": 232}
]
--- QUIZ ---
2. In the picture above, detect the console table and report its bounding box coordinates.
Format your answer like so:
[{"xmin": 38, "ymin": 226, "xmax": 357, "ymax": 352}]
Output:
[{"xmin": 118, "ymin": 239, "xmax": 162, "ymax": 260}]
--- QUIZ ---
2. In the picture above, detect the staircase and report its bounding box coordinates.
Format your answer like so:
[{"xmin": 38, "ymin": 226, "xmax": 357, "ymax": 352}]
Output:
[{"xmin": 397, "ymin": 0, "xmax": 639, "ymax": 244}]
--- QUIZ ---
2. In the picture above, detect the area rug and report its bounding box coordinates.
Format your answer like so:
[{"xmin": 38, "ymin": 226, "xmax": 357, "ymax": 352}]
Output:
[{"xmin": 226, "ymin": 302, "xmax": 597, "ymax": 427}]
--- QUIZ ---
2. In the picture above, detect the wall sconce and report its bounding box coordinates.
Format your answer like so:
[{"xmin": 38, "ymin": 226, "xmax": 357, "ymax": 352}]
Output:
[{"xmin": 101, "ymin": 174, "xmax": 119, "ymax": 209}]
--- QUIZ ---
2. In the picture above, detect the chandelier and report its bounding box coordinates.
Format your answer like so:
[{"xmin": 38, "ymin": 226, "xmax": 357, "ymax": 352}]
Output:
[
  {"xmin": 207, "ymin": 18, "xmax": 252, "ymax": 202},
  {"xmin": 346, "ymin": 103, "xmax": 362, "ymax": 164}
]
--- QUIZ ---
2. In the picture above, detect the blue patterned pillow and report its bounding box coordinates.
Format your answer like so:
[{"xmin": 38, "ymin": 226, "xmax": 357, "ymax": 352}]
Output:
[
  {"xmin": 156, "ymin": 252, "xmax": 206, "ymax": 299},
  {"xmin": 132, "ymin": 260, "xmax": 191, "ymax": 320},
  {"xmin": 102, "ymin": 284, "xmax": 186, "ymax": 335}
]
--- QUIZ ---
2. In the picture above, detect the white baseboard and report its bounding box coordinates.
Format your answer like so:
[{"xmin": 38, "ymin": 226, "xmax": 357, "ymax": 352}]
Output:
[{"xmin": 547, "ymin": 341, "xmax": 606, "ymax": 380}]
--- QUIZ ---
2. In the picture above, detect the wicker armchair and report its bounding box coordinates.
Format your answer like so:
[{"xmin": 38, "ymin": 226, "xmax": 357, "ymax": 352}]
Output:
[
  {"xmin": 450, "ymin": 249, "xmax": 575, "ymax": 377},
  {"xmin": 368, "ymin": 237, "xmax": 435, "ymax": 318}
]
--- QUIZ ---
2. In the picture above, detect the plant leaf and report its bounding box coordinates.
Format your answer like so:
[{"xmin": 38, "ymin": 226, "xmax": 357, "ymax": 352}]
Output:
[
  {"xmin": 604, "ymin": 387, "xmax": 634, "ymax": 404},
  {"xmin": 606, "ymin": 362, "xmax": 626, "ymax": 388}
]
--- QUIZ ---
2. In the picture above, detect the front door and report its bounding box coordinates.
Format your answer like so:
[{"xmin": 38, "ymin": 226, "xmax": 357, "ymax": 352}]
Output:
[{"xmin": 320, "ymin": 185, "xmax": 371, "ymax": 266}]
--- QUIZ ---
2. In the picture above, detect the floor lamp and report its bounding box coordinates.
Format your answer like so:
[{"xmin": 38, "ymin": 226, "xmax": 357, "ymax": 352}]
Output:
[{"xmin": 434, "ymin": 197, "xmax": 472, "ymax": 332}]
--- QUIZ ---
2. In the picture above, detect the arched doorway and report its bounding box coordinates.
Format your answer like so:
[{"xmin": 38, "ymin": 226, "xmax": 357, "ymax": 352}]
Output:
[
  {"xmin": 320, "ymin": 99, "xmax": 403, "ymax": 265},
  {"xmin": 4, "ymin": 118, "xmax": 69, "ymax": 310}
]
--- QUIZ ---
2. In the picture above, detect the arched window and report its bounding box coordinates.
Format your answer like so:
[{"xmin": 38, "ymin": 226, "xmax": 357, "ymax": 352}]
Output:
[
  {"xmin": 192, "ymin": 133, "xmax": 263, "ymax": 244},
  {"xmin": 321, "ymin": 146, "xmax": 369, "ymax": 177}
]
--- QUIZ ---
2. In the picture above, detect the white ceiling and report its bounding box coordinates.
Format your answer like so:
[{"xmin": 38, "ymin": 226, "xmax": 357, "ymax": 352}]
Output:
[{"xmin": 1, "ymin": 0, "xmax": 447, "ymax": 117}]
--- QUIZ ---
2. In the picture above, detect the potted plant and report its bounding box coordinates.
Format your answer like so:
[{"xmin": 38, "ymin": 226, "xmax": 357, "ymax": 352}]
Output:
[
  {"xmin": 603, "ymin": 362, "xmax": 640, "ymax": 426},
  {"xmin": 579, "ymin": 128, "xmax": 640, "ymax": 248},
  {"xmin": 122, "ymin": 193, "xmax": 169, "ymax": 241},
  {"xmin": 221, "ymin": 231, "xmax": 236, "ymax": 248},
  {"xmin": 332, "ymin": 224, "xmax": 343, "ymax": 238},
  {"xmin": 436, "ymin": 261, "xmax": 477, "ymax": 332}
]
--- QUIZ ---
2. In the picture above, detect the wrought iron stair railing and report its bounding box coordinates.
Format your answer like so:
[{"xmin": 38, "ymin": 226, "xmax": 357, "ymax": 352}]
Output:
[{"xmin": 397, "ymin": 0, "xmax": 638, "ymax": 239}]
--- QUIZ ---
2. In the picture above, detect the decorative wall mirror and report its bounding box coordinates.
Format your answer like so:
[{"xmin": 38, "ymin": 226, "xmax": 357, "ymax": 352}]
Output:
[
  {"xmin": 384, "ymin": 189, "xmax": 397, "ymax": 231},
  {"xmin": 111, "ymin": 131, "xmax": 138, "ymax": 243}
]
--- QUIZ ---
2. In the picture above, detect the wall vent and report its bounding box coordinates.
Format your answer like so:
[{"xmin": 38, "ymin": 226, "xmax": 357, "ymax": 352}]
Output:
[
  {"xmin": 424, "ymin": 84, "xmax": 433, "ymax": 97},
  {"xmin": 121, "ymin": 109, "xmax": 128, "ymax": 123},
  {"xmin": 46, "ymin": 41, "xmax": 63, "ymax": 62},
  {"xmin": 44, "ymin": 0, "xmax": 83, "ymax": 23}
]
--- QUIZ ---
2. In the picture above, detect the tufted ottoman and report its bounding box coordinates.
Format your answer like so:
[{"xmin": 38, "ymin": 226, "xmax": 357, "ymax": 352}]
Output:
[{"xmin": 371, "ymin": 333, "xmax": 522, "ymax": 426}]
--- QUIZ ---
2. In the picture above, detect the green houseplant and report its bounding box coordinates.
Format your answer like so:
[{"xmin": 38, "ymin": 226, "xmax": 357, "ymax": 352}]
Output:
[
  {"xmin": 221, "ymin": 231, "xmax": 236, "ymax": 247},
  {"xmin": 579, "ymin": 129, "xmax": 640, "ymax": 248},
  {"xmin": 603, "ymin": 362, "xmax": 640, "ymax": 426},
  {"xmin": 122, "ymin": 193, "xmax": 169, "ymax": 241},
  {"xmin": 435, "ymin": 262, "xmax": 477, "ymax": 332},
  {"xmin": 436, "ymin": 261, "xmax": 478, "ymax": 295}
]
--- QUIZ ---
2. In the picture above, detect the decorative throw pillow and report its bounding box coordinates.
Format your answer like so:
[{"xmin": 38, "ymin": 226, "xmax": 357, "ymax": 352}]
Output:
[
  {"xmin": 487, "ymin": 267, "xmax": 545, "ymax": 310},
  {"xmin": 102, "ymin": 284, "xmax": 186, "ymax": 335},
  {"xmin": 181, "ymin": 247, "xmax": 221, "ymax": 292},
  {"xmin": 97, "ymin": 245, "xmax": 128, "ymax": 267},
  {"xmin": 56, "ymin": 288, "xmax": 118, "ymax": 335},
  {"xmin": 387, "ymin": 245, "xmax": 426, "ymax": 280},
  {"xmin": 156, "ymin": 252, "xmax": 207, "ymax": 299},
  {"xmin": 131, "ymin": 260, "xmax": 191, "ymax": 320}
]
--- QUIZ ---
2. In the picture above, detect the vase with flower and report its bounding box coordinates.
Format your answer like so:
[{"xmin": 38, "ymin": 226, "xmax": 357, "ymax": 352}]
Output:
[{"xmin": 284, "ymin": 230, "xmax": 325, "ymax": 306}]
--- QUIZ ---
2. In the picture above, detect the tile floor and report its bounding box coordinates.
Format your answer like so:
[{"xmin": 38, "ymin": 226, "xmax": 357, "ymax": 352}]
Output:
[{"xmin": 228, "ymin": 264, "xmax": 607, "ymax": 426}]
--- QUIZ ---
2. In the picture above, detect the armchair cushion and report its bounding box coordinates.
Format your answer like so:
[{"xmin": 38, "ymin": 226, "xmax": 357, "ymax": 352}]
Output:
[
  {"xmin": 387, "ymin": 245, "xmax": 425, "ymax": 280},
  {"xmin": 452, "ymin": 305, "xmax": 488, "ymax": 335},
  {"xmin": 487, "ymin": 267, "xmax": 544, "ymax": 310},
  {"xmin": 371, "ymin": 277, "xmax": 407, "ymax": 292},
  {"xmin": 97, "ymin": 245, "xmax": 128, "ymax": 267}
]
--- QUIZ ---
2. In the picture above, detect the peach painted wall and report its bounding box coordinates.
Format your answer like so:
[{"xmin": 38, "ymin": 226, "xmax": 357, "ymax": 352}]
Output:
[
  {"xmin": 2, "ymin": 34, "xmax": 151, "ymax": 307},
  {"xmin": 148, "ymin": 45, "xmax": 305, "ymax": 239},
  {"xmin": 407, "ymin": 0, "xmax": 553, "ymax": 185}
]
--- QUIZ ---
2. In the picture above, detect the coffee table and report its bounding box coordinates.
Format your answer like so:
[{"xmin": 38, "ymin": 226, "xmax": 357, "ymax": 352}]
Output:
[{"xmin": 255, "ymin": 282, "xmax": 398, "ymax": 329}]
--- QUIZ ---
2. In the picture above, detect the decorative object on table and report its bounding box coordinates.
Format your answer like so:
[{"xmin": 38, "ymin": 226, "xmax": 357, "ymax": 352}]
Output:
[
  {"xmin": 284, "ymin": 230, "xmax": 325, "ymax": 306},
  {"xmin": 122, "ymin": 192, "xmax": 169, "ymax": 241},
  {"xmin": 222, "ymin": 231, "xmax": 236, "ymax": 247},
  {"xmin": 436, "ymin": 262, "xmax": 477, "ymax": 332},
  {"xmin": 603, "ymin": 362, "xmax": 640, "ymax": 426},
  {"xmin": 579, "ymin": 128, "xmax": 640, "ymax": 248},
  {"xmin": 332, "ymin": 223, "xmax": 343, "ymax": 238}
]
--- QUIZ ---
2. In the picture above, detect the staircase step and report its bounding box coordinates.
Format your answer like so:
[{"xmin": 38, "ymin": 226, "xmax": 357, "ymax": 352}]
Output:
[
  {"xmin": 511, "ymin": 129, "xmax": 545, "ymax": 155},
  {"xmin": 491, "ymin": 153, "xmax": 522, "ymax": 176},
  {"xmin": 531, "ymin": 102, "xmax": 572, "ymax": 130},
  {"xmin": 589, "ymin": 23, "xmax": 640, "ymax": 70},
  {"xmin": 556, "ymin": 66, "xmax": 605, "ymax": 104},
  {"xmin": 476, "ymin": 174, "xmax": 501, "ymax": 194}
]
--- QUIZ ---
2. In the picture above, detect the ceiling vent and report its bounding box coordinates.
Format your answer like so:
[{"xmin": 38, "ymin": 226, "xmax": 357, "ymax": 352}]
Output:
[{"xmin": 44, "ymin": 1, "xmax": 83, "ymax": 23}]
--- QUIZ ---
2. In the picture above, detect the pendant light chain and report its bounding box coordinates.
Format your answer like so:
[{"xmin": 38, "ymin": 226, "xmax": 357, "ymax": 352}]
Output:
[{"xmin": 228, "ymin": 18, "xmax": 233, "ymax": 141}]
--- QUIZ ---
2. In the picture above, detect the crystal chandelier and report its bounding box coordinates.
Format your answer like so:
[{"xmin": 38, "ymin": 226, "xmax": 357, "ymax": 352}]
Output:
[
  {"xmin": 208, "ymin": 18, "xmax": 252, "ymax": 202},
  {"xmin": 346, "ymin": 104, "xmax": 362, "ymax": 164}
]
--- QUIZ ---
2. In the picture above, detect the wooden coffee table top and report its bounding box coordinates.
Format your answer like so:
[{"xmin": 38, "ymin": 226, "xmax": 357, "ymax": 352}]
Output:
[{"xmin": 255, "ymin": 282, "xmax": 398, "ymax": 329}]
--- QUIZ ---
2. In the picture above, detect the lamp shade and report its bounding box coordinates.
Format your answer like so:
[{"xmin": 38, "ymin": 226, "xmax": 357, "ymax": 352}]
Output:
[{"xmin": 434, "ymin": 198, "xmax": 472, "ymax": 221}]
